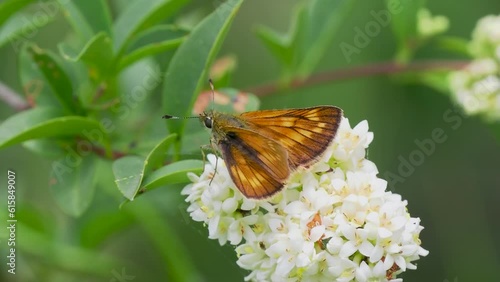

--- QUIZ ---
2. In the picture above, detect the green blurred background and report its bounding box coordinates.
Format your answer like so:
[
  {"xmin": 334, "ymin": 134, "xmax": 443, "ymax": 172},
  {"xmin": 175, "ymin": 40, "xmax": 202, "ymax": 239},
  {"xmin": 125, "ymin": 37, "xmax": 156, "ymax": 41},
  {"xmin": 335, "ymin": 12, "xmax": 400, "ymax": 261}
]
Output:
[{"xmin": 1, "ymin": 0, "xmax": 499, "ymax": 281}]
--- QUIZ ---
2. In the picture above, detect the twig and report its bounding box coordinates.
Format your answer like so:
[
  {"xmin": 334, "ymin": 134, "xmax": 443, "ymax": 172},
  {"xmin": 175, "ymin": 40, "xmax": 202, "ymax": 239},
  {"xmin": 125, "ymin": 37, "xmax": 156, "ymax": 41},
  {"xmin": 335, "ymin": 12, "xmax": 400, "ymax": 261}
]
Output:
[
  {"xmin": 0, "ymin": 81, "xmax": 30, "ymax": 110},
  {"xmin": 91, "ymin": 145, "xmax": 127, "ymax": 160},
  {"xmin": 247, "ymin": 60, "xmax": 470, "ymax": 97}
]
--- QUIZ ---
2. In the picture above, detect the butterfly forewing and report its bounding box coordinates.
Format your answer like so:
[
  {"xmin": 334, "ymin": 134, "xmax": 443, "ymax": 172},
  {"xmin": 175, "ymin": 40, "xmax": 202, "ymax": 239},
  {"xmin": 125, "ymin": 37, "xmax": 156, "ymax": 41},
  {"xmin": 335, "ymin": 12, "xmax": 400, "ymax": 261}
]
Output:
[
  {"xmin": 218, "ymin": 127, "xmax": 290, "ymax": 199},
  {"xmin": 240, "ymin": 106, "xmax": 343, "ymax": 169}
]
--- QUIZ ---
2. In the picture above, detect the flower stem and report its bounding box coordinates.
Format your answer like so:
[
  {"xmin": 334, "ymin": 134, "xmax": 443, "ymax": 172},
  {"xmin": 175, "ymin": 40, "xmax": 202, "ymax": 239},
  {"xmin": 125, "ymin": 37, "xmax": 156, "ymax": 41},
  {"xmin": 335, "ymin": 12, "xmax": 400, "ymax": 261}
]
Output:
[{"xmin": 247, "ymin": 60, "xmax": 470, "ymax": 97}]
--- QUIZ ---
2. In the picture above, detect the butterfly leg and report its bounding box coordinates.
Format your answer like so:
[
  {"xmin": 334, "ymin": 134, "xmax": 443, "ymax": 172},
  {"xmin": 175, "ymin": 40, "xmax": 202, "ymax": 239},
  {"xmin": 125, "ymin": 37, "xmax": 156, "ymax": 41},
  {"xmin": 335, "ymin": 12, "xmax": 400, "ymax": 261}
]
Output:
[
  {"xmin": 200, "ymin": 144, "xmax": 211, "ymax": 165},
  {"xmin": 211, "ymin": 155, "xmax": 219, "ymax": 186},
  {"xmin": 200, "ymin": 143, "xmax": 220, "ymax": 186},
  {"xmin": 209, "ymin": 138, "xmax": 224, "ymax": 186}
]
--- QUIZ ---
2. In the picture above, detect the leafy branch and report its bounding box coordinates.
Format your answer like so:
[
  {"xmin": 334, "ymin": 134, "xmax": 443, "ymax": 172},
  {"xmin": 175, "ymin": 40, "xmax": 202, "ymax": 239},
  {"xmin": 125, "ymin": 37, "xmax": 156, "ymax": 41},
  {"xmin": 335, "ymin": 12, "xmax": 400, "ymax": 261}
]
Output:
[{"xmin": 2, "ymin": 60, "xmax": 469, "ymax": 113}]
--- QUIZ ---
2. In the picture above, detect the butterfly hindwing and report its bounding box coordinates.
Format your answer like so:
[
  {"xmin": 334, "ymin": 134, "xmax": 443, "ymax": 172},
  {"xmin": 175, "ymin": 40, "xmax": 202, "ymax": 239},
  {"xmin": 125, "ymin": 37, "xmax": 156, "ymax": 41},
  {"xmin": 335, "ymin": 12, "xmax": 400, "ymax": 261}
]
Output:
[{"xmin": 218, "ymin": 127, "xmax": 290, "ymax": 199}]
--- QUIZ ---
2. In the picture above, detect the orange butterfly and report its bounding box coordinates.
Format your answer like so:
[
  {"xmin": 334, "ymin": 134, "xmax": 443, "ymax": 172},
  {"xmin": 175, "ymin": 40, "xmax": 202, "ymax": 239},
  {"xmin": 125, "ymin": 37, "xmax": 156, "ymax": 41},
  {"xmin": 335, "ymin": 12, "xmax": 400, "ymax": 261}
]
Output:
[{"xmin": 165, "ymin": 88, "xmax": 342, "ymax": 199}]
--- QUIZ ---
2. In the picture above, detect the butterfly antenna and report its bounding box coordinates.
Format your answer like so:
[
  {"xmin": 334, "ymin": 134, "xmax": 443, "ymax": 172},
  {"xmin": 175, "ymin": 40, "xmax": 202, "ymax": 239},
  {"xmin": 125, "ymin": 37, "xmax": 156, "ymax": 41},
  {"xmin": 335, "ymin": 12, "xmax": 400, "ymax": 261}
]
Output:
[
  {"xmin": 209, "ymin": 78, "xmax": 215, "ymax": 111},
  {"xmin": 163, "ymin": 79, "xmax": 216, "ymax": 120},
  {"xmin": 162, "ymin": 114, "xmax": 198, "ymax": 119}
]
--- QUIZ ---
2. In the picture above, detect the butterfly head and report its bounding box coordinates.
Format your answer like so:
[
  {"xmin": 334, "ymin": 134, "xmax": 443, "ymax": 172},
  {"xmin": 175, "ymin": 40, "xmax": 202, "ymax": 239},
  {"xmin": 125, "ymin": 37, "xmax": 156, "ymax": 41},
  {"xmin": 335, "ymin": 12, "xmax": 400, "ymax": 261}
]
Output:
[{"xmin": 199, "ymin": 110, "xmax": 215, "ymax": 129}]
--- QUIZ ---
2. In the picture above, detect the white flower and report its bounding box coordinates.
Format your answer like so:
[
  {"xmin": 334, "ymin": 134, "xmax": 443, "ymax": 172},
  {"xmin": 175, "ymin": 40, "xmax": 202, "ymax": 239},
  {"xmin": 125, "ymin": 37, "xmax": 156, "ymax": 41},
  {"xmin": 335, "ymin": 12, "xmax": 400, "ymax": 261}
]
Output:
[
  {"xmin": 355, "ymin": 261, "xmax": 402, "ymax": 282},
  {"xmin": 449, "ymin": 59, "xmax": 500, "ymax": 120},
  {"xmin": 182, "ymin": 118, "xmax": 428, "ymax": 281},
  {"xmin": 469, "ymin": 14, "xmax": 500, "ymax": 58},
  {"xmin": 449, "ymin": 14, "xmax": 500, "ymax": 120}
]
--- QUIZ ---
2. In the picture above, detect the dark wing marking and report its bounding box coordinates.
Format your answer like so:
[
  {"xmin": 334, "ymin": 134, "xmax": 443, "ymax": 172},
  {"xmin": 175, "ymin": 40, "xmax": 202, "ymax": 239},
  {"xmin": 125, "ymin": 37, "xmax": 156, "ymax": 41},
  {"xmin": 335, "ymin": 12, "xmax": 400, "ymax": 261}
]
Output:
[{"xmin": 218, "ymin": 127, "xmax": 289, "ymax": 199}]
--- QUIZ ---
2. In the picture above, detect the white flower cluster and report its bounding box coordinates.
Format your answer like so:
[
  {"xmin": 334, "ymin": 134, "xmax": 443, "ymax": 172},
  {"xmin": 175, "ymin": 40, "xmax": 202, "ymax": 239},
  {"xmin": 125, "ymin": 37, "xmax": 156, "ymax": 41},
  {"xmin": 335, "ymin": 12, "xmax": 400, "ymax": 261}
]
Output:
[
  {"xmin": 469, "ymin": 15, "xmax": 500, "ymax": 58},
  {"xmin": 449, "ymin": 14, "xmax": 500, "ymax": 120},
  {"xmin": 182, "ymin": 118, "xmax": 428, "ymax": 281}
]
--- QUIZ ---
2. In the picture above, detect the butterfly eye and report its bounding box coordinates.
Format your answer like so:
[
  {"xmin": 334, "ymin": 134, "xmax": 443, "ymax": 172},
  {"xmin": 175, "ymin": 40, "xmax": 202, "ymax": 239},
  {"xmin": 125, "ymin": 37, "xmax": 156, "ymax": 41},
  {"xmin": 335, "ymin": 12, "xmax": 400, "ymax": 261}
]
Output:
[{"xmin": 204, "ymin": 117, "xmax": 213, "ymax": 129}]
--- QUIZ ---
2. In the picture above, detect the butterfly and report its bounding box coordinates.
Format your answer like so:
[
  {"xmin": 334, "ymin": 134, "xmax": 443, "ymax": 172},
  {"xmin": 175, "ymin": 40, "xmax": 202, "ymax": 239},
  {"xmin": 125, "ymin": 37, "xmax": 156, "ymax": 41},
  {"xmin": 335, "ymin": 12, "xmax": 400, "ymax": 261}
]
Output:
[{"xmin": 164, "ymin": 85, "xmax": 342, "ymax": 199}]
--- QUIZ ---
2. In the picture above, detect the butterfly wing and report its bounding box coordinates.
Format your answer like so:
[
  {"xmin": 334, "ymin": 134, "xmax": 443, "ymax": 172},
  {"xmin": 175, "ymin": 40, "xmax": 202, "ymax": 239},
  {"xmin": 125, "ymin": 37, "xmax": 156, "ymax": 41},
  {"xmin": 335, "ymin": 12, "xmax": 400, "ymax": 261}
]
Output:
[
  {"xmin": 218, "ymin": 127, "xmax": 290, "ymax": 199},
  {"xmin": 240, "ymin": 106, "xmax": 342, "ymax": 170}
]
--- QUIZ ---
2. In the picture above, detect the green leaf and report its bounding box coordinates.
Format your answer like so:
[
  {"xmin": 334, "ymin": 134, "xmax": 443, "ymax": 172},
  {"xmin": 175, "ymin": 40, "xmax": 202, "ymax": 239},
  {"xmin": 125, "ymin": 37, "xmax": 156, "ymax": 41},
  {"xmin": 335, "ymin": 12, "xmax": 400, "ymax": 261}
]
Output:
[
  {"xmin": 255, "ymin": 25, "xmax": 293, "ymax": 67},
  {"xmin": 179, "ymin": 130, "xmax": 208, "ymax": 157},
  {"xmin": 0, "ymin": 7, "xmax": 56, "ymax": 48},
  {"xmin": 117, "ymin": 58, "xmax": 161, "ymax": 110},
  {"xmin": 118, "ymin": 25, "xmax": 188, "ymax": 71},
  {"xmin": 162, "ymin": 0, "xmax": 244, "ymax": 138},
  {"xmin": 436, "ymin": 36, "xmax": 471, "ymax": 56},
  {"xmin": 296, "ymin": 0, "xmax": 356, "ymax": 76},
  {"xmin": 0, "ymin": 0, "xmax": 34, "ymax": 26},
  {"xmin": 255, "ymin": 3, "xmax": 305, "ymax": 74},
  {"xmin": 113, "ymin": 0, "xmax": 188, "ymax": 55},
  {"xmin": 387, "ymin": 0, "xmax": 426, "ymax": 43},
  {"xmin": 142, "ymin": 159, "xmax": 203, "ymax": 191},
  {"xmin": 144, "ymin": 133, "xmax": 177, "ymax": 173},
  {"xmin": 112, "ymin": 134, "xmax": 179, "ymax": 200},
  {"xmin": 386, "ymin": 0, "xmax": 426, "ymax": 62},
  {"xmin": 256, "ymin": 0, "xmax": 355, "ymax": 79},
  {"xmin": 18, "ymin": 44, "xmax": 59, "ymax": 107},
  {"xmin": 57, "ymin": 0, "xmax": 93, "ymax": 41},
  {"xmin": 59, "ymin": 32, "xmax": 114, "ymax": 77},
  {"xmin": 112, "ymin": 155, "xmax": 146, "ymax": 200},
  {"xmin": 27, "ymin": 45, "xmax": 83, "ymax": 114},
  {"xmin": 23, "ymin": 139, "xmax": 68, "ymax": 158},
  {"xmin": 50, "ymin": 154, "xmax": 99, "ymax": 217},
  {"xmin": 0, "ymin": 107, "xmax": 108, "ymax": 150},
  {"xmin": 60, "ymin": 0, "xmax": 112, "ymax": 40}
]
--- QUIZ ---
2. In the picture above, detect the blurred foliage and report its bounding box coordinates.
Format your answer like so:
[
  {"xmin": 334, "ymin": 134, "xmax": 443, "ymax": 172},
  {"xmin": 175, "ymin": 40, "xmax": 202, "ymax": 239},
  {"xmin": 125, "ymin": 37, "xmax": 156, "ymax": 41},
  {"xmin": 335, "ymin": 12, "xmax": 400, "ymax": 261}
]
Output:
[{"xmin": 0, "ymin": 0, "xmax": 499, "ymax": 281}]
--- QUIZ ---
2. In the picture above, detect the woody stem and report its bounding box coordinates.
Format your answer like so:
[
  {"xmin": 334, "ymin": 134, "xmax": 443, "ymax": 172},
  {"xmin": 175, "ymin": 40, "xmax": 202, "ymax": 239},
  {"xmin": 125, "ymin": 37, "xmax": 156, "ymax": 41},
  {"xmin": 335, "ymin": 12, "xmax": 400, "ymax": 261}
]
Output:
[{"xmin": 246, "ymin": 60, "xmax": 470, "ymax": 97}]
